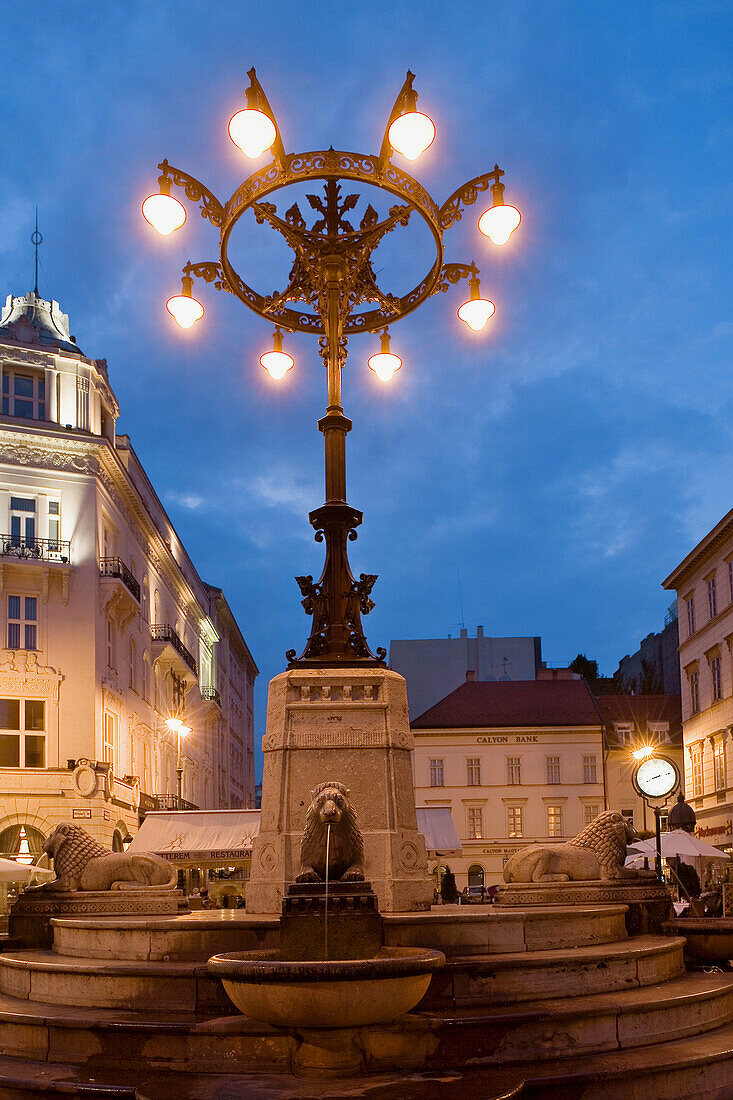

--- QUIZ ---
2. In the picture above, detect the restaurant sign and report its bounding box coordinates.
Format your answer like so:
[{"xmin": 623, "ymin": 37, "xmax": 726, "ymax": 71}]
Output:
[
  {"xmin": 159, "ymin": 848, "xmax": 251, "ymax": 862},
  {"xmin": 696, "ymin": 821, "xmax": 732, "ymax": 839}
]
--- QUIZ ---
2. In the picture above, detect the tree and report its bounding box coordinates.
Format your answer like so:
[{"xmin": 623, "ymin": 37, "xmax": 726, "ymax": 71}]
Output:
[
  {"xmin": 440, "ymin": 866, "xmax": 459, "ymax": 904},
  {"xmin": 569, "ymin": 654, "xmax": 599, "ymax": 683}
]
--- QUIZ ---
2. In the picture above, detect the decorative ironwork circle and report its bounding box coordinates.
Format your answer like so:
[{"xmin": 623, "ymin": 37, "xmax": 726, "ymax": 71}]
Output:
[{"xmin": 219, "ymin": 149, "xmax": 444, "ymax": 336}]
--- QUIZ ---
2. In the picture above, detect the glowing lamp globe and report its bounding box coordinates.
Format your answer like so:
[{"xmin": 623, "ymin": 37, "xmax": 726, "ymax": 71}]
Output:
[
  {"xmin": 368, "ymin": 331, "xmax": 402, "ymax": 381},
  {"xmin": 458, "ymin": 296, "xmax": 495, "ymax": 332},
  {"xmin": 165, "ymin": 717, "xmax": 184, "ymax": 732},
  {"xmin": 478, "ymin": 202, "xmax": 521, "ymax": 246},
  {"xmin": 166, "ymin": 276, "xmax": 204, "ymax": 329},
  {"xmin": 260, "ymin": 329, "xmax": 294, "ymax": 380},
  {"xmin": 142, "ymin": 192, "xmax": 187, "ymax": 236},
  {"xmin": 228, "ymin": 109, "xmax": 277, "ymax": 158},
  {"xmin": 388, "ymin": 111, "xmax": 435, "ymax": 161}
]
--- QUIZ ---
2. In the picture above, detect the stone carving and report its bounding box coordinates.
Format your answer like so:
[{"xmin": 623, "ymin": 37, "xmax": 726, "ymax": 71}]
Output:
[
  {"xmin": 296, "ymin": 781, "xmax": 365, "ymax": 883},
  {"xmin": 503, "ymin": 810, "xmax": 651, "ymax": 884},
  {"xmin": 27, "ymin": 824, "xmax": 177, "ymax": 893}
]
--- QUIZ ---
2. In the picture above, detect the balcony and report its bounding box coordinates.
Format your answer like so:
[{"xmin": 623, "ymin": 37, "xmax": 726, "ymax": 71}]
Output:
[
  {"xmin": 99, "ymin": 557, "xmax": 140, "ymax": 601},
  {"xmin": 151, "ymin": 624, "xmax": 198, "ymax": 684},
  {"xmin": 151, "ymin": 794, "xmax": 198, "ymax": 812},
  {"xmin": 201, "ymin": 685, "xmax": 221, "ymax": 707},
  {"xmin": 0, "ymin": 535, "xmax": 70, "ymax": 563}
]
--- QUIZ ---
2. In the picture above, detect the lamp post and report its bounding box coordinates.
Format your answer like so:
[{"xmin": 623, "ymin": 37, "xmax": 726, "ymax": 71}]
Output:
[
  {"xmin": 165, "ymin": 717, "xmax": 191, "ymax": 804},
  {"xmin": 143, "ymin": 70, "xmax": 522, "ymax": 667}
]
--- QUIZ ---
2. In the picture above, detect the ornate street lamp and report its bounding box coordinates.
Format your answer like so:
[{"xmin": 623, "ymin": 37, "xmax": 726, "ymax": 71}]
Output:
[{"xmin": 143, "ymin": 69, "xmax": 521, "ymax": 668}]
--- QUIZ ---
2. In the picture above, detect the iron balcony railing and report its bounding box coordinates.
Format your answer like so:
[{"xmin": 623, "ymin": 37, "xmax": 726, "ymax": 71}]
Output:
[
  {"xmin": 152, "ymin": 794, "xmax": 198, "ymax": 812},
  {"xmin": 151, "ymin": 624, "xmax": 198, "ymax": 676},
  {"xmin": 99, "ymin": 557, "xmax": 140, "ymax": 601},
  {"xmin": 201, "ymin": 685, "xmax": 221, "ymax": 706},
  {"xmin": 0, "ymin": 535, "xmax": 70, "ymax": 563}
]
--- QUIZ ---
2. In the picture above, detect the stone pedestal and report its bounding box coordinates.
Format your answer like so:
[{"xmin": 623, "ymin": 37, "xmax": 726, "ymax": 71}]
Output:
[
  {"xmin": 247, "ymin": 668, "xmax": 432, "ymax": 914},
  {"xmin": 496, "ymin": 879, "xmax": 673, "ymax": 936},
  {"xmin": 281, "ymin": 881, "xmax": 382, "ymax": 961},
  {"xmin": 9, "ymin": 888, "xmax": 188, "ymax": 949}
]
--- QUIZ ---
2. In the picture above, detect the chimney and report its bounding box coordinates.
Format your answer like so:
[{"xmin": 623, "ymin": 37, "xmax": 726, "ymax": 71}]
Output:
[{"xmin": 466, "ymin": 669, "xmax": 476, "ymax": 682}]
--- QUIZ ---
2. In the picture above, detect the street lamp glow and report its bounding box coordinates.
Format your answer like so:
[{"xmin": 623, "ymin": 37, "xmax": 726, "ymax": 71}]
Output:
[
  {"xmin": 478, "ymin": 171, "xmax": 521, "ymax": 246},
  {"xmin": 142, "ymin": 187, "xmax": 187, "ymax": 236},
  {"xmin": 457, "ymin": 274, "xmax": 495, "ymax": 331},
  {"xmin": 260, "ymin": 327, "xmax": 294, "ymax": 380},
  {"xmin": 388, "ymin": 111, "xmax": 435, "ymax": 161},
  {"xmin": 179, "ymin": 724, "xmax": 192, "ymax": 738},
  {"xmin": 368, "ymin": 330, "xmax": 402, "ymax": 382},
  {"xmin": 228, "ymin": 108, "xmax": 277, "ymax": 158},
  {"xmin": 166, "ymin": 275, "xmax": 204, "ymax": 329},
  {"xmin": 632, "ymin": 745, "xmax": 655, "ymax": 761},
  {"xmin": 165, "ymin": 717, "xmax": 184, "ymax": 732}
]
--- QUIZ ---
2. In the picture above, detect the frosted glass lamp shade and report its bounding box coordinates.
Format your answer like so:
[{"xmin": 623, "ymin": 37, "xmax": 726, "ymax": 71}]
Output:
[{"xmin": 228, "ymin": 109, "xmax": 277, "ymax": 158}]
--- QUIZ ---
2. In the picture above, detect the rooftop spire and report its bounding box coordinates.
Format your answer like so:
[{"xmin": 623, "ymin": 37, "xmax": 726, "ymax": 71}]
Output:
[{"xmin": 31, "ymin": 208, "xmax": 42, "ymax": 296}]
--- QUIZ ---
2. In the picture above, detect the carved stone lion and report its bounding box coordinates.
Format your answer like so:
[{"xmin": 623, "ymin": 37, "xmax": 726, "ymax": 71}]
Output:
[
  {"xmin": 296, "ymin": 781, "xmax": 365, "ymax": 883},
  {"xmin": 503, "ymin": 810, "xmax": 653, "ymax": 884},
  {"xmin": 27, "ymin": 823, "xmax": 177, "ymax": 893}
]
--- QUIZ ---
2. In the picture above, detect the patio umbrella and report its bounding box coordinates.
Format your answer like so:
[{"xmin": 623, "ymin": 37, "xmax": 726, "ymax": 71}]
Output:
[
  {"xmin": 625, "ymin": 829, "xmax": 731, "ymax": 863},
  {"xmin": 0, "ymin": 857, "xmax": 54, "ymax": 883}
]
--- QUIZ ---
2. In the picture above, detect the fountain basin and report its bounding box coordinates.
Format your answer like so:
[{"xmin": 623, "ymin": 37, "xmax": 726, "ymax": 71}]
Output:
[
  {"xmin": 664, "ymin": 918, "xmax": 733, "ymax": 963},
  {"xmin": 208, "ymin": 946, "xmax": 445, "ymax": 1028}
]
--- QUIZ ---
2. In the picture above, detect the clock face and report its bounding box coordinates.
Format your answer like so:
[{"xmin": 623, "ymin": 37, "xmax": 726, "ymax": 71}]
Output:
[{"xmin": 635, "ymin": 757, "xmax": 678, "ymax": 799}]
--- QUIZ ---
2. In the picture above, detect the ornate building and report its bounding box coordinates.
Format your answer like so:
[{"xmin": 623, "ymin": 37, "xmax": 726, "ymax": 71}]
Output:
[{"xmin": 0, "ymin": 288, "xmax": 257, "ymax": 879}]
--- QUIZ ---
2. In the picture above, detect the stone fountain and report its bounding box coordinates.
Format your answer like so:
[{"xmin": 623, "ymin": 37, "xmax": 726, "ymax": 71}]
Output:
[{"xmin": 208, "ymin": 780, "xmax": 444, "ymax": 1074}]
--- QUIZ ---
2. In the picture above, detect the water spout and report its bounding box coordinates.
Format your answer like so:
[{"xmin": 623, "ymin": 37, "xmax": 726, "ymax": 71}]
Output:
[{"xmin": 324, "ymin": 822, "xmax": 331, "ymax": 960}]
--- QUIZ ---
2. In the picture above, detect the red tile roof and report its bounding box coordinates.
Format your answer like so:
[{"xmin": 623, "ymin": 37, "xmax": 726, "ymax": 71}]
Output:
[
  {"xmin": 411, "ymin": 679, "xmax": 602, "ymax": 729},
  {"xmin": 595, "ymin": 694, "xmax": 682, "ymax": 742}
]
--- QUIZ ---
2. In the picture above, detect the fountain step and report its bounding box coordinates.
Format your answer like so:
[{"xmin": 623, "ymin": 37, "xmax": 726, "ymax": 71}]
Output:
[
  {"xmin": 0, "ymin": 950, "xmax": 235, "ymax": 1014},
  {"xmin": 423, "ymin": 933, "xmax": 685, "ymax": 1005},
  {"xmin": 43, "ymin": 904, "xmax": 629, "ymax": 963},
  {"xmin": 0, "ymin": 969, "xmax": 729, "ymax": 1074}
]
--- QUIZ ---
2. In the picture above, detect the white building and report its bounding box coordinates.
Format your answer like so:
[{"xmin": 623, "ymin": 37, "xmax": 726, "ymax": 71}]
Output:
[
  {"xmin": 663, "ymin": 508, "xmax": 733, "ymax": 852},
  {"xmin": 411, "ymin": 675, "xmax": 605, "ymax": 889},
  {"xmin": 0, "ymin": 289, "xmax": 257, "ymax": 879}
]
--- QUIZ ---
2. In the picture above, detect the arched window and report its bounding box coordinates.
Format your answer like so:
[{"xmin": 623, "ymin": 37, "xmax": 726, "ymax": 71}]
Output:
[
  {"xmin": 153, "ymin": 590, "xmax": 160, "ymax": 627},
  {"xmin": 468, "ymin": 864, "xmax": 485, "ymax": 888},
  {"xmin": 154, "ymin": 664, "xmax": 161, "ymax": 711},
  {"xmin": 0, "ymin": 823, "xmax": 46, "ymax": 864},
  {"xmin": 142, "ymin": 652, "xmax": 150, "ymax": 702},
  {"xmin": 142, "ymin": 579, "xmax": 149, "ymax": 625},
  {"xmin": 129, "ymin": 638, "xmax": 137, "ymax": 691}
]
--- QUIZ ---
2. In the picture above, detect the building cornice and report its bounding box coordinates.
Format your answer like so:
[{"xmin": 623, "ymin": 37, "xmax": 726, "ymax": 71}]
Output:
[{"xmin": 663, "ymin": 508, "xmax": 733, "ymax": 592}]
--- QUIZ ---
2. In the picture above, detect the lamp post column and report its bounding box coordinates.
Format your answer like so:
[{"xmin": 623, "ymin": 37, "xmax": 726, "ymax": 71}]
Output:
[{"xmin": 176, "ymin": 731, "xmax": 183, "ymax": 804}]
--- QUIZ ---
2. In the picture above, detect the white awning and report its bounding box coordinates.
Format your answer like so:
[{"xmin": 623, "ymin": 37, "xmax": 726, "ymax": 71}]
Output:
[
  {"xmin": 416, "ymin": 806, "xmax": 462, "ymax": 858},
  {"xmin": 129, "ymin": 810, "xmax": 260, "ymax": 864}
]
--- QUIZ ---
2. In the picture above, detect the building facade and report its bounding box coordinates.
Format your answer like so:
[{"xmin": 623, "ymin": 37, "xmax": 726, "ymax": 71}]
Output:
[
  {"xmin": 616, "ymin": 608, "xmax": 681, "ymax": 695},
  {"xmin": 0, "ymin": 289, "xmax": 257, "ymax": 880},
  {"xmin": 663, "ymin": 509, "xmax": 733, "ymax": 853},
  {"xmin": 411, "ymin": 677, "xmax": 605, "ymax": 889},
  {"xmin": 390, "ymin": 626, "xmax": 543, "ymax": 721}
]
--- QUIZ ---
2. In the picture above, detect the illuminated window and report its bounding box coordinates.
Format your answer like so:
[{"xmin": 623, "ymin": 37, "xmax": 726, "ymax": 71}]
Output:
[
  {"xmin": 714, "ymin": 740, "xmax": 726, "ymax": 791},
  {"xmin": 2, "ymin": 370, "xmax": 45, "ymax": 420},
  {"xmin": 615, "ymin": 723, "xmax": 633, "ymax": 744},
  {"xmin": 466, "ymin": 757, "xmax": 481, "ymax": 785},
  {"xmin": 47, "ymin": 501, "xmax": 61, "ymax": 552},
  {"xmin": 429, "ymin": 758, "xmax": 444, "ymax": 786},
  {"xmin": 584, "ymin": 803, "xmax": 601, "ymax": 826},
  {"xmin": 467, "ymin": 807, "xmax": 483, "ymax": 839},
  {"xmin": 129, "ymin": 638, "xmax": 137, "ymax": 692},
  {"xmin": 712, "ymin": 655, "xmax": 722, "ymax": 702},
  {"xmin": 546, "ymin": 756, "xmax": 561, "ymax": 784},
  {"xmin": 690, "ymin": 670, "xmax": 700, "ymax": 714},
  {"xmin": 142, "ymin": 653, "xmax": 150, "ymax": 702},
  {"xmin": 103, "ymin": 711, "xmax": 118, "ymax": 773},
  {"xmin": 0, "ymin": 699, "xmax": 45, "ymax": 768},
  {"xmin": 691, "ymin": 745, "xmax": 703, "ymax": 798},
  {"xmin": 708, "ymin": 577, "xmax": 718, "ymax": 619},
  {"xmin": 106, "ymin": 619, "xmax": 115, "ymax": 670},
  {"xmin": 507, "ymin": 805, "xmax": 523, "ymax": 837},
  {"xmin": 76, "ymin": 377, "xmax": 89, "ymax": 430},
  {"xmin": 583, "ymin": 755, "xmax": 598, "ymax": 783},
  {"xmin": 686, "ymin": 597, "xmax": 695, "ymax": 636},
  {"xmin": 507, "ymin": 757, "xmax": 521, "ymax": 784},
  {"xmin": 8, "ymin": 596, "xmax": 37, "ymax": 650},
  {"xmin": 547, "ymin": 805, "xmax": 563, "ymax": 837}
]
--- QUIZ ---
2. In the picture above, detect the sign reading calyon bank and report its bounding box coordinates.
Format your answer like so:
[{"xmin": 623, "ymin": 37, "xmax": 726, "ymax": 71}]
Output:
[{"xmin": 476, "ymin": 735, "xmax": 539, "ymax": 744}]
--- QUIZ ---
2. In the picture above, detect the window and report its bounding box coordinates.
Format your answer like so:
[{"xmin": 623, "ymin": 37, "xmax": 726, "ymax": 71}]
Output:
[
  {"xmin": 690, "ymin": 670, "xmax": 700, "ymax": 714},
  {"xmin": 507, "ymin": 805, "xmax": 523, "ymax": 837},
  {"xmin": 729, "ymin": 561, "xmax": 733, "ymax": 604},
  {"xmin": 129, "ymin": 727, "xmax": 136, "ymax": 777},
  {"xmin": 467, "ymin": 807, "xmax": 483, "ymax": 839},
  {"xmin": 103, "ymin": 712, "xmax": 118, "ymax": 773},
  {"xmin": 547, "ymin": 804, "xmax": 563, "ymax": 837},
  {"xmin": 0, "ymin": 699, "xmax": 45, "ymax": 767},
  {"xmin": 466, "ymin": 757, "xmax": 481, "ymax": 785},
  {"xmin": 76, "ymin": 377, "xmax": 89, "ymax": 430},
  {"xmin": 546, "ymin": 755, "xmax": 561, "ymax": 784},
  {"xmin": 712, "ymin": 655, "xmax": 723, "ymax": 702},
  {"xmin": 584, "ymin": 803, "xmax": 601, "ymax": 826},
  {"xmin": 714, "ymin": 740, "xmax": 726, "ymax": 792},
  {"xmin": 686, "ymin": 597, "xmax": 695, "ymax": 636},
  {"xmin": 507, "ymin": 756, "xmax": 521, "ymax": 784},
  {"xmin": 708, "ymin": 577, "xmax": 718, "ymax": 619},
  {"xmin": 429, "ymin": 758, "xmax": 444, "ymax": 787},
  {"xmin": 142, "ymin": 581, "xmax": 149, "ymax": 625},
  {"xmin": 467, "ymin": 864, "xmax": 484, "ymax": 888},
  {"xmin": 583, "ymin": 755, "xmax": 598, "ymax": 783},
  {"xmin": 691, "ymin": 744, "xmax": 703, "ymax": 798},
  {"xmin": 47, "ymin": 501, "xmax": 61, "ymax": 552},
  {"xmin": 8, "ymin": 596, "xmax": 37, "ymax": 650},
  {"xmin": 2, "ymin": 370, "xmax": 45, "ymax": 420},
  {"xmin": 142, "ymin": 653, "xmax": 150, "ymax": 703},
  {"xmin": 614, "ymin": 723, "xmax": 632, "ymax": 745},
  {"xmin": 129, "ymin": 638, "xmax": 137, "ymax": 692},
  {"xmin": 10, "ymin": 496, "xmax": 36, "ymax": 550},
  {"xmin": 106, "ymin": 619, "xmax": 115, "ymax": 670}
]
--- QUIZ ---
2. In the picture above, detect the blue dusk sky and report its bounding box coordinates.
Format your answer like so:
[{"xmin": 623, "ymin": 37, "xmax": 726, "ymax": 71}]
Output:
[{"xmin": 1, "ymin": 3, "xmax": 731, "ymax": 768}]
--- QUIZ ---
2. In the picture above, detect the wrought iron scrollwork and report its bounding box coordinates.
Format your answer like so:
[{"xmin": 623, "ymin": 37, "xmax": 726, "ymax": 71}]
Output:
[
  {"xmin": 439, "ymin": 165, "xmax": 503, "ymax": 230},
  {"xmin": 158, "ymin": 160, "xmax": 225, "ymax": 228}
]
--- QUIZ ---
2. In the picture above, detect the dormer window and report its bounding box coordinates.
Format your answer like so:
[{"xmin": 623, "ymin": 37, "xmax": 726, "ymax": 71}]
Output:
[{"xmin": 2, "ymin": 369, "xmax": 45, "ymax": 421}]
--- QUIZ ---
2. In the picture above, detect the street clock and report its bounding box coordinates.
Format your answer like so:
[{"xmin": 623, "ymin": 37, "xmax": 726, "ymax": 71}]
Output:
[{"xmin": 633, "ymin": 756, "xmax": 679, "ymax": 801}]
